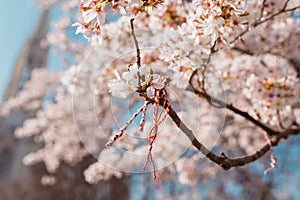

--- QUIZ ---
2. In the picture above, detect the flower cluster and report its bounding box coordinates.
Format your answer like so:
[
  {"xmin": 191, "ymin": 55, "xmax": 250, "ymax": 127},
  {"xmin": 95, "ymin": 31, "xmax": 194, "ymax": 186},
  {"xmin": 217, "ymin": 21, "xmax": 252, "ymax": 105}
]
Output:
[
  {"xmin": 158, "ymin": 28, "xmax": 210, "ymax": 89},
  {"xmin": 243, "ymin": 60, "xmax": 299, "ymax": 126},
  {"xmin": 147, "ymin": 0, "xmax": 188, "ymax": 28},
  {"xmin": 116, "ymin": 0, "xmax": 164, "ymax": 16},
  {"xmin": 189, "ymin": 0, "xmax": 260, "ymax": 46},
  {"xmin": 72, "ymin": 0, "xmax": 107, "ymax": 44},
  {"xmin": 73, "ymin": 0, "xmax": 164, "ymax": 44},
  {"xmin": 214, "ymin": 52, "xmax": 300, "ymax": 127},
  {"xmin": 244, "ymin": 73, "xmax": 298, "ymax": 110},
  {"xmin": 155, "ymin": 0, "xmax": 262, "ymax": 89},
  {"xmin": 108, "ymin": 63, "xmax": 163, "ymax": 98}
]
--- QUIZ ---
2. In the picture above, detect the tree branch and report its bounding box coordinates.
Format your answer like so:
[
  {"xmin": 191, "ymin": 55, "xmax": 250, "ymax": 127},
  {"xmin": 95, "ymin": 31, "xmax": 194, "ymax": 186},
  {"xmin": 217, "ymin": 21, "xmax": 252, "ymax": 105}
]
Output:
[
  {"xmin": 229, "ymin": 1, "xmax": 300, "ymax": 44},
  {"xmin": 185, "ymin": 85, "xmax": 278, "ymax": 136},
  {"xmin": 165, "ymin": 96, "xmax": 300, "ymax": 170},
  {"xmin": 253, "ymin": 4, "xmax": 300, "ymax": 27},
  {"xmin": 141, "ymin": 91, "xmax": 300, "ymax": 170},
  {"xmin": 232, "ymin": 47, "xmax": 300, "ymax": 78}
]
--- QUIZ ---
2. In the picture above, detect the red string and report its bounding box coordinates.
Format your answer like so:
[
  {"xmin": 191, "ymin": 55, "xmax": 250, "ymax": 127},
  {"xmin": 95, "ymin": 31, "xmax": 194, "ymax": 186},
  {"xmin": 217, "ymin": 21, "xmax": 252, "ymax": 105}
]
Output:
[{"xmin": 142, "ymin": 89, "xmax": 170, "ymax": 180}]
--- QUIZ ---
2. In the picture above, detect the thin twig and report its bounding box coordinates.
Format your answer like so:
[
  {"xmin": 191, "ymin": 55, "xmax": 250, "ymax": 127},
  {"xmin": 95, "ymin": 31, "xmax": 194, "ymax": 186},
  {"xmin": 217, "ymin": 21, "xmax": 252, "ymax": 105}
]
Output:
[
  {"xmin": 254, "ymin": 4, "xmax": 300, "ymax": 27},
  {"xmin": 229, "ymin": 1, "xmax": 300, "ymax": 44},
  {"xmin": 130, "ymin": 18, "xmax": 142, "ymax": 88},
  {"xmin": 232, "ymin": 47, "xmax": 254, "ymax": 56},
  {"xmin": 139, "ymin": 102, "xmax": 148, "ymax": 132},
  {"xmin": 229, "ymin": 26, "xmax": 250, "ymax": 44},
  {"xmin": 185, "ymin": 83, "xmax": 278, "ymax": 135},
  {"xmin": 283, "ymin": 0, "xmax": 291, "ymax": 11},
  {"xmin": 106, "ymin": 101, "xmax": 150, "ymax": 147},
  {"xmin": 130, "ymin": 18, "xmax": 141, "ymax": 68},
  {"xmin": 260, "ymin": 0, "xmax": 267, "ymax": 18}
]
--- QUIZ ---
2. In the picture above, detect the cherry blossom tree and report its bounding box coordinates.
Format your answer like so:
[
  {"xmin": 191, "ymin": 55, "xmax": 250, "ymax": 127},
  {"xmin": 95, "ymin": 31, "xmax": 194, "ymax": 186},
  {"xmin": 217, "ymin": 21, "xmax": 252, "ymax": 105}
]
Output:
[{"xmin": 1, "ymin": 0, "xmax": 300, "ymax": 198}]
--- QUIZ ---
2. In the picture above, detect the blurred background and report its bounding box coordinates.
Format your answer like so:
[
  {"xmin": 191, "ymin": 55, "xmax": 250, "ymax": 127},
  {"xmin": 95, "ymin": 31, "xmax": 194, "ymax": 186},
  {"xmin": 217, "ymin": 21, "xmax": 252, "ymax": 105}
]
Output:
[
  {"xmin": 0, "ymin": 1, "xmax": 128, "ymax": 199},
  {"xmin": 0, "ymin": 1, "xmax": 300, "ymax": 200},
  {"xmin": 0, "ymin": 1, "xmax": 40, "ymax": 101}
]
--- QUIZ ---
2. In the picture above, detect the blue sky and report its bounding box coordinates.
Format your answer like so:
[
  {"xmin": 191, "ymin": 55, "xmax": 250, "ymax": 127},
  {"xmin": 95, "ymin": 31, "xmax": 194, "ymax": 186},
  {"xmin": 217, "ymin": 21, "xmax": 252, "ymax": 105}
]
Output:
[{"xmin": 0, "ymin": 1, "xmax": 40, "ymax": 101}]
